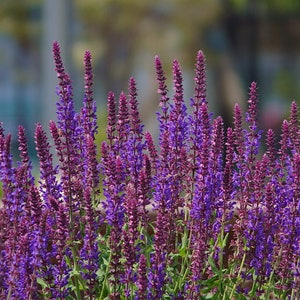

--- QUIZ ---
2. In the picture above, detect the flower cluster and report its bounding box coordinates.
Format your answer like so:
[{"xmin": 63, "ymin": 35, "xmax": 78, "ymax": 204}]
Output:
[{"xmin": 0, "ymin": 42, "xmax": 299, "ymax": 299}]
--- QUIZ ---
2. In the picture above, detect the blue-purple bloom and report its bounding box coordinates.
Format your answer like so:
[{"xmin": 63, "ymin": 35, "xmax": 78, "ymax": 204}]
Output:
[{"xmin": 0, "ymin": 42, "xmax": 299, "ymax": 299}]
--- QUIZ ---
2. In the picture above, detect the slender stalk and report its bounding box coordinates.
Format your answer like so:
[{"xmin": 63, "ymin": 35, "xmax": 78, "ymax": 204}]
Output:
[{"xmin": 229, "ymin": 252, "xmax": 247, "ymax": 299}]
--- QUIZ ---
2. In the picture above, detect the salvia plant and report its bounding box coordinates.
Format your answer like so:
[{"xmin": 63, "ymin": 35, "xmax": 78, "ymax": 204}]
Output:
[{"xmin": 0, "ymin": 42, "xmax": 299, "ymax": 300}]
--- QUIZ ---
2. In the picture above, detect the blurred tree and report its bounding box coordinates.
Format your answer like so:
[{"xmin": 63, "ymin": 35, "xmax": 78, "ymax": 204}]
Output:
[
  {"xmin": 2, "ymin": 0, "xmax": 300, "ymax": 138},
  {"xmin": 75, "ymin": 0, "xmax": 222, "ymax": 95},
  {"xmin": 0, "ymin": 0, "xmax": 42, "ymax": 156},
  {"xmin": 229, "ymin": 0, "xmax": 300, "ymax": 14},
  {"xmin": 0, "ymin": 0, "xmax": 41, "ymax": 48}
]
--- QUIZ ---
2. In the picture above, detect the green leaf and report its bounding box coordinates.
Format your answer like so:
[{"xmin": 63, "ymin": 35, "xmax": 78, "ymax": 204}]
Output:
[
  {"xmin": 69, "ymin": 268, "xmax": 81, "ymax": 277},
  {"xmin": 96, "ymin": 268, "xmax": 105, "ymax": 279},
  {"xmin": 201, "ymin": 275, "xmax": 220, "ymax": 294},
  {"xmin": 218, "ymin": 232, "xmax": 229, "ymax": 249},
  {"xmin": 102, "ymin": 256, "xmax": 110, "ymax": 266},
  {"xmin": 208, "ymin": 255, "xmax": 221, "ymax": 276},
  {"xmin": 178, "ymin": 247, "xmax": 186, "ymax": 258},
  {"xmin": 36, "ymin": 277, "xmax": 49, "ymax": 289}
]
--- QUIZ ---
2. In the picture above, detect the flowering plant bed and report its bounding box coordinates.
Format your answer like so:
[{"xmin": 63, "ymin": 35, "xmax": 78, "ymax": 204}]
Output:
[{"xmin": 0, "ymin": 42, "xmax": 299, "ymax": 299}]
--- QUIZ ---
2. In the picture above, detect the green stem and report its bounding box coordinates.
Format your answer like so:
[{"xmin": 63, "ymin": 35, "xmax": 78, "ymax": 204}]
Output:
[
  {"xmin": 173, "ymin": 216, "xmax": 192, "ymax": 294},
  {"xmin": 229, "ymin": 252, "xmax": 247, "ymax": 299},
  {"xmin": 70, "ymin": 245, "xmax": 83, "ymax": 300},
  {"xmin": 99, "ymin": 251, "xmax": 112, "ymax": 300}
]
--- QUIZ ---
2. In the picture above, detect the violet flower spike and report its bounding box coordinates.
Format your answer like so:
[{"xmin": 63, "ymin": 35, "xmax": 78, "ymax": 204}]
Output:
[
  {"xmin": 289, "ymin": 101, "xmax": 299, "ymax": 151},
  {"xmin": 127, "ymin": 77, "xmax": 145, "ymax": 193},
  {"xmin": 210, "ymin": 116, "xmax": 225, "ymax": 236},
  {"xmin": 137, "ymin": 156, "xmax": 151, "ymax": 229},
  {"xmin": 79, "ymin": 134, "xmax": 100, "ymax": 294},
  {"xmin": 245, "ymin": 82, "xmax": 261, "ymax": 168},
  {"xmin": 144, "ymin": 131, "xmax": 158, "ymax": 172},
  {"xmin": 17, "ymin": 126, "xmax": 32, "ymax": 175},
  {"xmin": 81, "ymin": 50, "xmax": 98, "ymax": 138},
  {"xmin": 136, "ymin": 254, "xmax": 148, "ymax": 299},
  {"xmin": 106, "ymin": 91, "xmax": 117, "ymax": 148},
  {"xmin": 49, "ymin": 196, "xmax": 70, "ymax": 299},
  {"xmin": 155, "ymin": 55, "xmax": 169, "ymax": 116},
  {"xmin": 155, "ymin": 55, "xmax": 170, "ymax": 135},
  {"xmin": 265, "ymin": 128, "xmax": 277, "ymax": 171},
  {"xmin": 194, "ymin": 50, "xmax": 207, "ymax": 104},
  {"xmin": 128, "ymin": 77, "xmax": 143, "ymax": 138},
  {"xmin": 169, "ymin": 59, "xmax": 188, "ymax": 153},
  {"xmin": 189, "ymin": 101, "xmax": 212, "ymax": 293},
  {"xmin": 116, "ymin": 92, "xmax": 130, "ymax": 143},
  {"xmin": 1, "ymin": 45, "xmax": 299, "ymax": 298},
  {"xmin": 35, "ymin": 123, "xmax": 61, "ymax": 207},
  {"xmin": 122, "ymin": 183, "xmax": 140, "ymax": 296},
  {"xmin": 80, "ymin": 188, "xmax": 99, "ymax": 297},
  {"xmin": 53, "ymin": 41, "xmax": 73, "ymax": 109}
]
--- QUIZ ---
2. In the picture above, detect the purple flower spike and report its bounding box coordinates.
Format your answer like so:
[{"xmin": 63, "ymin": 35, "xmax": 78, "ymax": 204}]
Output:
[
  {"xmin": 49, "ymin": 196, "xmax": 70, "ymax": 299},
  {"xmin": 0, "ymin": 122, "xmax": 4, "ymax": 138},
  {"xmin": 80, "ymin": 187, "xmax": 99, "ymax": 297},
  {"xmin": 263, "ymin": 182, "xmax": 277, "ymax": 277},
  {"xmin": 17, "ymin": 125, "xmax": 34, "ymax": 192},
  {"xmin": 233, "ymin": 103, "xmax": 245, "ymax": 159},
  {"xmin": 278, "ymin": 119, "xmax": 290, "ymax": 160},
  {"xmin": 116, "ymin": 92, "xmax": 130, "ymax": 146},
  {"xmin": 145, "ymin": 131, "xmax": 158, "ymax": 171},
  {"xmin": 151, "ymin": 207, "xmax": 168, "ymax": 298},
  {"xmin": 155, "ymin": 55, "xmax": 170, "ymax": 133},
  {"xmin": 28, "ymin": 185, "xmax": 43, "ymax": 226},
  {"xmin": 194, "ymin": 50, "xmax": 207, "ymax": 104},
  {"xmin": 122, "ymin": 183, "xmax": 140, "ymax": 294},
  {"xmin": 189, "ymin": 101, "xmax": 212, "ymax": 289},
  {"xmin": 127, "ymin": 77, "xmax": 145, "ymax": 192},
  {"xmin": 107, "ymin": 91, "xmax": 117, "ymax": 146},
  {"xmin": 128, "ymin": 77, "xmax": 143, "ymax": 138},
  {"xmin": 17, "ymin": 126, "xmax": 30, "ymax": 166},
  {"xmin": 79, "ymin": 132, "xmax": 100, "ymax": 296},
  {"xmin": 35, "ymin": 123, "xmax": 61, "ymax": 206},
  {"xmin": 137, "ymin": 156, "xmax": 151, "ymax": 228},
  {"xmin": 170, "ymin": 59, "xmax": 187, "ymax": 151},
  {"xmin": 155, "ymin": 55, "xmax": 169, "ymax": 113},
  {"xmin": 232, "ymin": 103, "xmax": 248, "ymax": 231},
  {"xmin": 81, "ymin": 50, "xmax": 98, "ymax": 138},
  {"xmin": 187, "ymin": 52, "xmax": 208, "ymax": 206},
  {"xmin": 246, "ymin": 81, "xmax": 259, "ymax": 126},
  {"xmin": 289, "ymin": 101, "xmax": 299, "ymax": 151},
  {"xmin": 266, "ymin": 128, "xmax": 276, "ymax": 169},
  {"xmin": 136, "ymin": 254, "xmax": 148, "ymax": 299},
  {"xmin": 1, "ymin": 45, "xmax": 300, "ymax": 298},
  {"xmin": 283, "ymin": 152, "xmax": 300, "ymax": 277},
  {"xmin": 53, "ymin": 41, "xmax": 72, "ymax": 93},
  {"xmin": 245, "ymin": 82, "xmax": 261, "ymax": 165},
  {"xmin": 84, "ymin": 133, "xmax": 100, "ymax": 193},
  {"xmin": 0, "ymin": 134, "xmax": 14, "ymax": 207},
  {"xmin": 210, "ymin": 116, "xmax": 224, "ymax": 235},
  {"xmin": 222, "ymin": 127, "xmax": 235, "ymax": 218}
]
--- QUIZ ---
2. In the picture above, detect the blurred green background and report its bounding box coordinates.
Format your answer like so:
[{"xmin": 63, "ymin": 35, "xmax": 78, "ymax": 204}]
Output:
[{"xmin": 1, "ymin": 0, "xmax": 300, "ymax": 159}]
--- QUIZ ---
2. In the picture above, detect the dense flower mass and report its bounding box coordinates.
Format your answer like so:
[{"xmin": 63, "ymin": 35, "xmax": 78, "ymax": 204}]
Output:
[{"xmin": 0, "ymin": 42, "xmax": 299, "ymax": 299}]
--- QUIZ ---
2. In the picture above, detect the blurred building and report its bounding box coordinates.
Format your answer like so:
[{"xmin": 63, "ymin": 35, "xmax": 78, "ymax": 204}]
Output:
[{"xmin": 1, "ymin": 0, "xmax": 300, "ymax": 159}]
